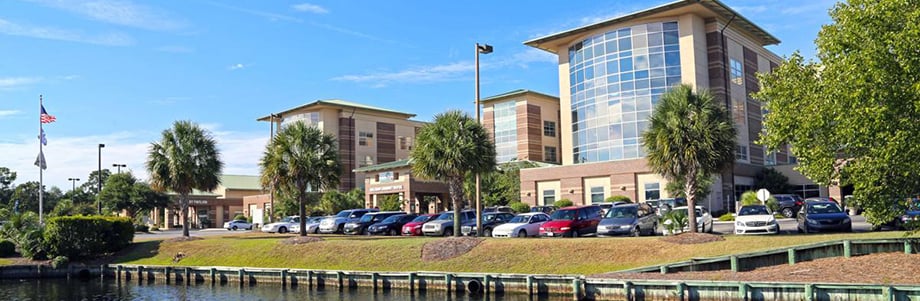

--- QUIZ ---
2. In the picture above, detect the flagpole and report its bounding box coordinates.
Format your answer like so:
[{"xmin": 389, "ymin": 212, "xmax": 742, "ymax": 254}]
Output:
[{"xmin": 39, "ymin": 94, "xmax": 44, "ymax": 225}]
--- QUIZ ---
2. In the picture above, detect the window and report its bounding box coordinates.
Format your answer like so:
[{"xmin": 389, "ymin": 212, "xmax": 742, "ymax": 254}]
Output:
[
  {"xmin": 644, "ymin": 182, "xmax": 660, "ymax": 200},
  {"xmin": 543, "ymin": 121, "xmax": 556, "ymax": 137},
  {"xmin": 360, "ymin": 155, "xmax": 374, "ymax": 167},
  {"xmin": 590, "ymin": 186, "xmax": 605, "ymax": 203},
  {"xmin": 765, "ymin": 152, "xmax": 776, "ymax": 166},
  {"xmin": 359, "ymin": 131, "xmax": 374, "ymax": 146},
  {"xmin": 544, "ymin": 146, "xmax": 557, "ymax": 163},
  {"xmin": 730, "ymin": 59, "xmax": 743, "ymax": 85},
  {"xmin": 542, "ymin": 189, "xmax": 556, "ymax": 205},
  {"xmin": 794, "ymin": 184, "xmax": 820, "ymax": 198},
  {"xmin": 735, "ymin": 144, "xmax": 749, "ymax": 161},
  {"xmin": 398, "ymin": 136, "xmax": 412, "ymax": 150},
  {"xmin": 493, "ymin": 102, "xmax": 518, "ymax": 162}
]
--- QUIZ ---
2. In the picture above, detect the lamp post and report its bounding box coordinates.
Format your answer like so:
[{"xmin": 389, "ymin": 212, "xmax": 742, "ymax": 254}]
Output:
[
  {"xmin": 98, "ymin": 143, "xmax": 105, "ymax": 214},
  {"xmin": 68, "ymin": 178, "xmax": 80, "ymax": 192},
  {"xmin": 268, "ymin": 113, "xmax": 280, "ymax": 223},
  {"xmin": 112, "ymin": 163, "xmax": 126, "ymax": 173},
  {"xmin": 474, "ymin": 43, "xmax": 492, "ymax": 237}
]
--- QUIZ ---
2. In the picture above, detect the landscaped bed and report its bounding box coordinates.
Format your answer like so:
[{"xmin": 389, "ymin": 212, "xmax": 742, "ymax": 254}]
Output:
[
  {"xmin": 96, "ymin": 231, "xmax": 909, "ymax": 275},
  {"xmin": 595, "ymin": 252, "xmax": 920, "ymax": 285}
]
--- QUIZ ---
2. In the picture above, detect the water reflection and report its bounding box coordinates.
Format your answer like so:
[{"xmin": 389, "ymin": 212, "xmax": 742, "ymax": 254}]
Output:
[{"xmin": 0, "ymin": 278, "xmax": 566, "ymax": 301}]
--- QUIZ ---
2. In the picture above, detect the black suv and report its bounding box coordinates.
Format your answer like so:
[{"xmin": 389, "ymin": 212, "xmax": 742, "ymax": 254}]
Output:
[
  {"xmin": 460, "ymin": 212, "xmax": 515, "ymax": 236},
  {"xmin": 773, "ymin": 194, "xmax": 804, "ymax": 218},
  {"xmin": 343, "ymin": 211, "xmax": 405, "ymax": 235}
]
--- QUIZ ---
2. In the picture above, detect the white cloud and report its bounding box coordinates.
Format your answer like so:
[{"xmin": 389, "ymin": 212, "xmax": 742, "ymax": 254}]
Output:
[
  {"xmin": 292, "ymin": 3, "xmax": 328, "ymax": 14},
  {"xmin": 733, "ymin": 5, "xmax": 768, "ymax": 14},
  {"xmin": 228, "ymin": 63, "xmax": 246, "ymax": 71},
  {"xmin": 0, "ymin": 18, "xmax": 134, "ymax": 46},
  {"xmin": 27, "ymin": 0, "xmax": 187, "ymax": 31},
  {"xmin": 0, "ymin": 129, "xmax": 267, "ymax": 190},
  {"xmin": 0, "ymin": 76, "xmax": 42, "ymax": 88},
  {"xmin": 155, "ymin": 45, "xmax": 194, "ymax": 53},
  {"xmin": 0, "ymin": 110, "xmax": 21, "ymax": 118},
  {"xmin": 203, "ymin": 1, "xmax": 303, "ymax": 23}
]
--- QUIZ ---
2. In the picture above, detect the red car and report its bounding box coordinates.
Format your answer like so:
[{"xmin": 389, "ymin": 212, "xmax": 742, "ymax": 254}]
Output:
[
  {"xmin": 539, "ymin": 205, "xmax": 603, "ymax": 237},
  {"xmin": 401, "ymin": 214, "xmax": 438, "ymax": 236}
]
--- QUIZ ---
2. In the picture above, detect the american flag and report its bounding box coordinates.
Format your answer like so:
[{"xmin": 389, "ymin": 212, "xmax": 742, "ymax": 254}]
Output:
[{"xmin": 40, "ymin": 105, "xmax": 56, "ymax": 123}]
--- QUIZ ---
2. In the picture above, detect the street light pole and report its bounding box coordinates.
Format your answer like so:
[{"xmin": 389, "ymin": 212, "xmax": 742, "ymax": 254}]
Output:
[
  {"xmin": 98, "ymin": 143, "xmax": 105, "ymax": 214},
  {"xmin": 68, "ymin": 178, "xmax": 80, "ymax": 192},
  {"xmin": 474, "ymin": 43, "xmax": 492, "ymax": 237},
  {"xmin": 268, "ymin": 113, "xmax": 280, "ymax": 223},
  {"xmin": 112, "ymin": 163, "xmax": 126, "ymax": 173}
]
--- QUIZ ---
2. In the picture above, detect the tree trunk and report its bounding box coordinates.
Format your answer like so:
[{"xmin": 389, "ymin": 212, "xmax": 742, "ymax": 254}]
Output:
[
  {"xmin": 448, "ymin": 177, "xmax": 463, "ymax": 237},
  {"xmin": 181, "ymin": 193, "xmax": 190, "ymax": 237},
  {"xmin": 298, "ymin": 191, "xmax": 307, "ymax": 237},
  {"xmin": 684, "ymin": 175, "xmax": 698, "ymax": 233}
]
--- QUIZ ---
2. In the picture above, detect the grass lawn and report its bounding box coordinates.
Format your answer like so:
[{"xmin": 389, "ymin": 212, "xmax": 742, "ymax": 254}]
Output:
[
  {"xmin": 109, "ymin": 231, "xmax": 909, "ymax": 275},
  {"xmin": 0, "ymin": 258, "xmax": 10, "ymax": 265}
]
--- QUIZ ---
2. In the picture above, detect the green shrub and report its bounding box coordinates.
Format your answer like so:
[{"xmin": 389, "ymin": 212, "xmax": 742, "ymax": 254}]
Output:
[
  {"xmin": 509, "ymin": 202, "xmax": 530, "ymax": 213},
  {"xmin": 554, "ymin": 199, "xmax": 574, "ymax": 208},
  {"xmin": 134, "ymin": 224, "xmax": 149, "ymax": 233},
  {"xmin": 766, "ymin": 197, "xmax": 780, "ymax": 213},
  {"xmin": 234, "ymin": 214, "xmax": 247, "ymax": 221},
  {"xmin": 0, "ymin": 239, "xmax": 15, "ymax": 257},
  {"xmin": 18, "ymin": 228, "xmax": 46, "ymax": 260},
  {"xmin": 377, "ymin": 194, "xmax": 402, "ymax": 211},
  {"xmin": 605, "ymin": 195, "xmax": 632, "ymax": 203},
  {"xmin": 51, "ymin": 256, "xmax": 69, "ymax": 269},
  {"xmin": 1, "ymin": 212, "xmax": 46, "ymax": 260},
  {"xmin": 44, "ymin": 216, "xmax": 134, "ymax": 259},
  {"xmin": 662, "ymin": 210, "xmax": 689, "ymax": 235},
  {"xmin": 740, "ymin": 191, "xmax": 760, "ymax": 206},
  {"xmin": 718, "ymin": 213, "xmax": 735, "ymax": 221}
]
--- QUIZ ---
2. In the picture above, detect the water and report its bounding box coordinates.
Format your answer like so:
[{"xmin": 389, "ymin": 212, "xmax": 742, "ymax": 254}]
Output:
[{"xmin": 0, "ymin": 278, "xmax": 567, "ymax": 301}]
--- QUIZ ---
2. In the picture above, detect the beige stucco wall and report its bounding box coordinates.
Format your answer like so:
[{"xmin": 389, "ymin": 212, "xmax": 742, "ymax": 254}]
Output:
[
  {"xmin": 678, "ymin": 14, "xmax": 709, "ymax": 90},
  {"xmin": 636, "ymin": 173, "xmax": 670, "ymax": 202},
  {"xmin": 536, "ymin": 180, "xmax": 561, "ymax": 206},
  {"xmin": 582, "ymin": 176, "xmax": 611, "ymax": 203}
]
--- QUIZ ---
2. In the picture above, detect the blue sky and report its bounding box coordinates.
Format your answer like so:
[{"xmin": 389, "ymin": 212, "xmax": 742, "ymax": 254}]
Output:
[{"xmin": 0, "ymin": 0, "xmax": 835, "ymax": 189}]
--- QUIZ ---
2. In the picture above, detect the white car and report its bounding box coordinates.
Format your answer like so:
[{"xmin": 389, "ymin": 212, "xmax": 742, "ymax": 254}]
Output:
[
  {"xmin": 663, "ymin": 206, "xmax": 713, "ymax": 234},
  {"xmin": 289, "ymin": 216, "xmax": 327, "ymax": 234},
  {"xmin": 261, "ymin": 216, "xmax": 300, "ymax": 233},
  {"xmin": 223, "ymin": 220, "xmax": 252, "ymax": 231},
  {"xmin": 734, "ymin": 205, "xmax": 779, "ymax": 235},
  {"xmin": 491, "ymin": 212, "xmax": 551, "ymax": 238}
]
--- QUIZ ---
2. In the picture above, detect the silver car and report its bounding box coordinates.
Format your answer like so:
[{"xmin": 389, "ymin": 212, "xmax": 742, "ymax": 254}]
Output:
[{"xmin": 422, "ymin": 210, "xmax": 476, "ymax": 236}]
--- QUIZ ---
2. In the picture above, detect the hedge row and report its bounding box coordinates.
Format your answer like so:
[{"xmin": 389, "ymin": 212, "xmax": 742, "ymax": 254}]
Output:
[{"xmin": 43, "ymin": 216, "xmax": 134, "ymax": 259}]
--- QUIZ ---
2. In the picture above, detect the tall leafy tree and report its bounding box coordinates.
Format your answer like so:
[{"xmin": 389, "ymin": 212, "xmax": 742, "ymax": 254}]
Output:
[
  {"xmin": 0, "ymin": 167, "xmax": 16, "ymax": 205},
  {"xmin": 98, "ymin": 172, "xmax": 169, "ymax": 218},
  {"xmin": 260, "ymin": 121, "xmax": 340, "ymax": 236},
  {"xmin": 146, "ymin": 121, "xmax": 223, "ymax": 237},
  {"xmin": 411, "ymin": 110, "xmax": 496, "ymax": 237},
  {"xmin": 755, "ymin": 0, "xmax": 920, "ymax": 226},
  {"xmin": 642, "ymin": 84, "xmax": 736, "ymax": 232},
  {"xmin": 81, "ymin": 169, "xmax": 112, "ymax": 195},
  {"xmin": 464, "ymin": 161, "xmax": 538, "ymax": 206}
]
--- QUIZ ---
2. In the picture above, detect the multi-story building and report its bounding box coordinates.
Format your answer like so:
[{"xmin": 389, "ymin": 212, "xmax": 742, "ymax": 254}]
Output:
[
  {"xmin": 481, "ymin": 89, "xmax": 562, "ymax": 164},
  {"xmin": 503, "ymin": 0, "xmax": 828, "ymax": 212}
]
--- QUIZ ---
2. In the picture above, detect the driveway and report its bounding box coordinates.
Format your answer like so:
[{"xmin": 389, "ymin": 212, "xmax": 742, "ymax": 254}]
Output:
[{"xmin": 135, "ymin": 228, "xmax": 254, "ymax": 240}]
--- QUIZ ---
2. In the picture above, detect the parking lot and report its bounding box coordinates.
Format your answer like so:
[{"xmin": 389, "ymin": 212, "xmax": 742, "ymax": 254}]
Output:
[{"xmin": 711, "ymin": 214, "xmax": 873, "ymax": 235}]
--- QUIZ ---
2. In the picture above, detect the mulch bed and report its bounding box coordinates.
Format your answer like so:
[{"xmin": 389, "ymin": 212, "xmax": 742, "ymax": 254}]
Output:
[
  {"xmin": 280, "ymin": 236, "xmax": 324, "ymax": 245},
  {"xmin": 659, "ymin": 232, "xmax": 725, "ymax": 244},
  {"xmin": 421, "ymin": 237, "xmax": 483, "ymax": 261},
  {"xmin": 595, "ymin": 252, "xmax": 920, "ymax": 285},
  {"xmin": 164, "ymin": 236, "xmax": 204, "ymax": 243}
]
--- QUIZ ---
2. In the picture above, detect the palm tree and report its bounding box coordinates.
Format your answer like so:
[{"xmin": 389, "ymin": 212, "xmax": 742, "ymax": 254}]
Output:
[
  {"xmin": 642, "ymin": 84, "xmax": 736, "ymax": 232},
  {"xmin": 260, "ymin": 121, "xmax": 340, "ymax": 236},
  {"xmin": 411, "ymin": 110, "xmax": 496, "ymax": 237},
  {"xmin": 146, "ymin": 121, "xmax": 223, "ymax": 237}
]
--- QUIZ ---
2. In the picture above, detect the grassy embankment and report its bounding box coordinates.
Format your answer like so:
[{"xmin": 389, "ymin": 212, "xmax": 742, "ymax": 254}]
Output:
[{"xmin": 110, "ymin": 231, "xmax": 907, "ymax": 275}]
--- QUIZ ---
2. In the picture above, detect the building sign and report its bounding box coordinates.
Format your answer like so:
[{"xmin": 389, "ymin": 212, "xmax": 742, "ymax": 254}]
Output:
[
  {"xmin": 369, "ymin": 185, "xmax": 403, "ymax": 192},
  {"xmin": 379, "ymin": 171, "xmax": 394, "ymax": 183},
  {"xmin": 190, "ymin": 199, "xmax": 210, "ymax": 205}
]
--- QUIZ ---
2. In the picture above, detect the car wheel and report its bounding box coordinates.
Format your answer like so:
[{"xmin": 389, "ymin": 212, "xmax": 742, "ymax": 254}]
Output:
[
  {"xmin": 518, "ymin": 230, "xmax": 527, "ymax": 238},
  {"xmin": 279, "ymin": 226, "xmax": 287, "ymax": 234},
  {"xmin": 707, "ymin": 222, "xmax": 714, "ymax": 233},
  {"xmin": 631, "ymin": 227, "xmax": 640, "ymax": 237},
  {"xmin": 444, "ymin": 228, "xmax": 453, "ymax": 237},
  {"xmin": 484, "ymin": 228, "xmax": 492, "ymax": 237},
  {"xmin": 782, "ymin": 208, "xmax": 794, "ymax": 218},
  {"xmin": 232, "ymin": 226, "xmax": 237, "ymax": 231},
  {"xmin": 337, "ymin": 224, "xmax": 344, "ymax": 234},
  {"xmin": 388, "ymin": 229, "xmax": 398, "ymax": 236},
  {"xmin": 313, "ymin": 227, "xmax": 320, "ymax": 234}
]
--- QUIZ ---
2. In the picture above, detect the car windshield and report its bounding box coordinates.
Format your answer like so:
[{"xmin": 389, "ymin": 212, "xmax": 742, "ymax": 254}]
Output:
[
  {"xmin": 359, "ymin": 214, "xmax": 375, "ymax": 223},
  {"xmin": 673, "ymin": 208, "xmax": 702, "ymax": 216},
  {"xmin": 483, "ymin": 214, "xmax": 501, "ymax": 222},
  {"xmin": 606, "ymin": 207, "xmax": 637, "ymax": 219},
  {"xmin": 738, "ymin": 206, "xmax": 770, "ymax": 216},
  {"xmin": 382, "ymin": 215, "xmax": 404, "ymax": 223},
  {"xmin": 550, "ymin": 209, "xmax": 576, "ymax": 220},
  {"xmin": 808, "ymin": 203, "xmax": 843, "ymax": 214},
  {"xmin": 280, "ymin": 217, "xmax": 295, "ymax": 223},
  {"xmin": 436, "ymin": 213, "xmax": 453, "ymax": 220},
  {"xmin": 411, "ymin": 215, "xmax": 431, "ymax": 223},
  {"xmin": 335, "ymin": 211, "xmax": 350, "ymax": 218},
  {"xmin": 509, "ymin": 215, "xmax": 529, "ymax": 223}
]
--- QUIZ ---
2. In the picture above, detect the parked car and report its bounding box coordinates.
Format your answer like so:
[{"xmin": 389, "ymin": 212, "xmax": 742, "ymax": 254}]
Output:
[
  {"xmin": 734, "ymin": 205, "xmax": 779, "ymax": 235},
  {"xmin": 289, "ymin": 216, "xmax": 328, "ymax": 234},
  {"xmin": 318, "ymin": 208, "xmax": 378, "ymax": 234},
  {"xmin": 530, "ymin": 205, "xmax": 558, "ymax": 214},
  {"xmin": 596, "ymin": 203, "xmax": 657, "ymax": 237},
  {"xmin": 648, "ymin": 198, "xmax": 687, "ymax": 216},
  {"xmin": 773, "ymin": 194, "xmax": 805, "ymax": 218},
  {"xmin": 223, "ymin": 220, "xmax": 253, "ymax": 231},
  {"xmin": 663, "ymin": 206, "xmax": 713, "ymax": 234},
  {"xmin": 797, "ymin": 201, "xmax": 851, "ymax": 233},
  {"xmin": 368, "ymin": 214, "xmax": 417, "ymax": 236},
  {"xmin": 596, "ymin": 201, "xmax": 630, "ymax": 216},
  {"xmin": 483, "ymin": 206, "xmax": 514, "ymax": 213},
  {"xmin": 539, "ymin": 205, "xmax": 603, "ymax": 237},
  {"xmin": 422, "ymin": 210, "xmax": 476, "ymax": 236},
  {"xmin": 261, "ymin": 216, "xmax": 300, "ymax": 233},
  {"xmin": 344, "ymin": 211, "xmax": 404, "ymax": 235},
  {"xmin": 492, "ymin": 212, "xmax": 551, "ymax": 238},
  {"xmin": 805, "ymin": 197, "xmax": 838, "ymax": 204},
  {"xmin": 460, "ymin": 212, "xmax": 515, "ymax": 236},
  {"xmin": 402, "ymin": 214, "xmax": 438, "ymax": 236}
]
